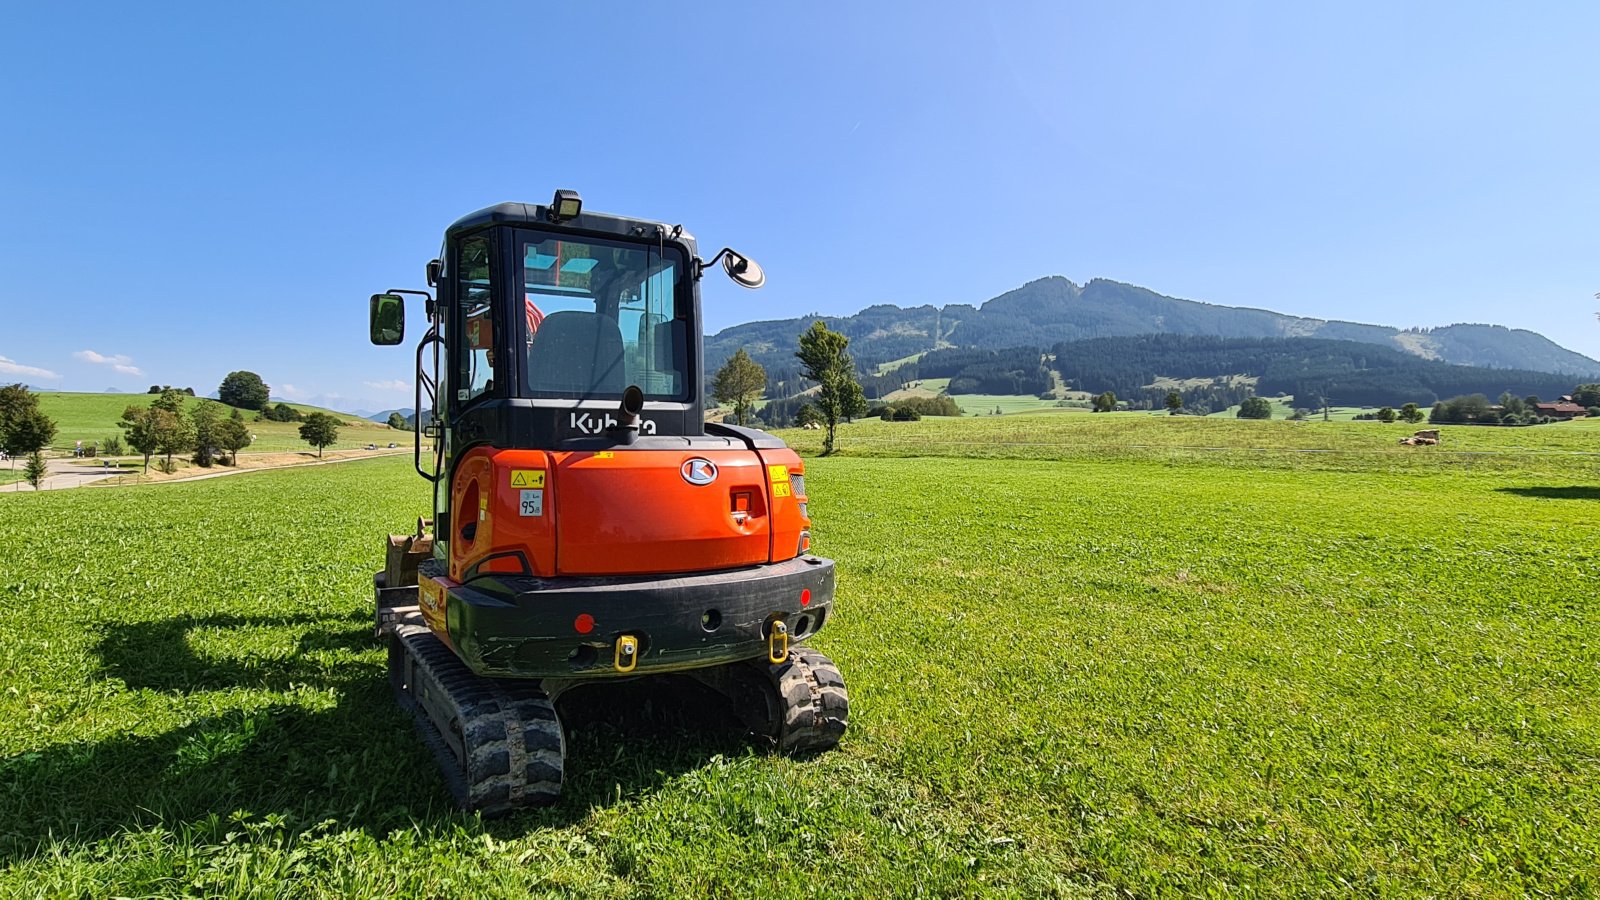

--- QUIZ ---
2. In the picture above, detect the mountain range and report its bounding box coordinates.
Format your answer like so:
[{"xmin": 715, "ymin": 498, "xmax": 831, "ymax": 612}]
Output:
[{"xmin": 707, "ymin": 276, "xmax": 1600, "ymax": 379}]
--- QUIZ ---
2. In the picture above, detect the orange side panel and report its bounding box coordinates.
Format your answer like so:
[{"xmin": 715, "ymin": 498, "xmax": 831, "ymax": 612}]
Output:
[
  {"xmin": 450, "ymin": 447, "xmax": 557, "ymax": 579},
  {"xmin": 759, "ymin": 448, "xmax": 810, "ymax": 562}
]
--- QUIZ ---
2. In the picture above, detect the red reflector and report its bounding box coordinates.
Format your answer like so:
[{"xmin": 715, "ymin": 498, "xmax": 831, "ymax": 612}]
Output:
[
  {"xmin": 732, "ymin": 491, "xmax": 751, "ymax": 513},
  {"xmin": 800, "ymin": 589, "xmax": 811, "ymax": 607},
  {"xmin": 574, "ymin": 613, "xmax": 595, "ymax": 634}
]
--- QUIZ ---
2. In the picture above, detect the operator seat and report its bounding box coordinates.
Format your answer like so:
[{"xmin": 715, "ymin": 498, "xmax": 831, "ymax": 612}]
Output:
[{"xmin": 526, "ymin": 310, "xmax": 625, "ymax": 395}]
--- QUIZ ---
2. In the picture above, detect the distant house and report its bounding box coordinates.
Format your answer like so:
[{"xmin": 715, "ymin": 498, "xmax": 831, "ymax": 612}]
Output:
[{"xmin": 1534, "ymin": 402, "xmax": 1587, "ymax": 419}]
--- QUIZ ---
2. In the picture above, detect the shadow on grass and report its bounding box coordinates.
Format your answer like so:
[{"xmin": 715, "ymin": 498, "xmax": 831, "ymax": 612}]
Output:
[
  {"xmin": 1497, "ymin": 485, "xmax": 1600, "ymax": 501},
  {"xmin": 0, "ymin": 613, "xmax": 761, "ymax": 860}
]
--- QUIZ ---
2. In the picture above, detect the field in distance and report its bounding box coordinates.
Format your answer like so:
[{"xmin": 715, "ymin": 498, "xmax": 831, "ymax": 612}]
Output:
[
  {"xmin": 33, "ymin": 391, "xmax": 400, "ymax": 454},
  {"xmin": 0, "ymin": 415, "xmax": 1595, "ymax": 894}
]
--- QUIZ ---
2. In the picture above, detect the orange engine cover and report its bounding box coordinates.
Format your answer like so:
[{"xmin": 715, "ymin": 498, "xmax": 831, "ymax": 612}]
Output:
[{"xmin": 448, "ymin": 446, "xmax": 810, "ymax": 580}]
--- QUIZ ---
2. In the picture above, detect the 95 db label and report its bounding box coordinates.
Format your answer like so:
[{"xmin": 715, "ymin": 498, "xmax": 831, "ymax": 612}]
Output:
[{"xmin": 519, "ymin": 489, "xmax": 544, "ymax": 517}]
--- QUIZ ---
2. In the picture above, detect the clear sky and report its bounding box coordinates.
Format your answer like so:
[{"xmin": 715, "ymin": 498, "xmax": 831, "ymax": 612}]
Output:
[{"xmin": 3, "ymin": 2, "xmax": 1597, "ymax": 412}]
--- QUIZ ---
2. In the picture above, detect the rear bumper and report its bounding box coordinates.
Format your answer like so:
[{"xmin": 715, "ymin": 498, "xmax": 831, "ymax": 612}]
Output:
[{"xmin": 420, "ymin": 556, "xmax": 835, "ymax": 679}]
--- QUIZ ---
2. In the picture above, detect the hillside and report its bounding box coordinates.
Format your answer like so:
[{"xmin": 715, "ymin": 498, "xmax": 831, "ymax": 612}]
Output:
[
  {"xmin": 706, "ymin": 276, "xmax": 1600, "ymax": 378},
  {"xmin": 32, "ymin": 392, "xmax": 397, "ymax": 453},
  {"xmin": 1051, "ymin": 335, "xmax": 1583, "ymax": 410}
]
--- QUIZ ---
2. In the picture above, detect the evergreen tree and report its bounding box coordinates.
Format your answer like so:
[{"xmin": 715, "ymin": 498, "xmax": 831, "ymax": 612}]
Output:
[
  {"xmin": 23, "ymin": 451, "xmax": 48, "ymax": 490},
  {"xmin": 1164, "ymin": 391, "xmax": 1183, "ymax": 414},
  {"xmin": 712, "ymin": 349, "xmax": 767, "ymax": 427}
]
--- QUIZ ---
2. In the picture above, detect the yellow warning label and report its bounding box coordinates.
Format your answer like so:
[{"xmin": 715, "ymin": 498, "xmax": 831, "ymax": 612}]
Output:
[
  {"xmin": 594, "ymin": 451, "xmax": 615, "ymax": 459},
  {"xmin": 510, "ymin": 470, "xmax": 546, "ymax": 488},
  {"xmin": 772, "ymin": 482, "xmax": 792, "ymax": 498},
  {"xmin": 768, "ymin": 465, "xmax": 788, "ymax": 483}
]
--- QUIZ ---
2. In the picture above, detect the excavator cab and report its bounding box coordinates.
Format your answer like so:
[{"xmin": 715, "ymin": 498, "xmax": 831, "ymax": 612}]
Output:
[{"xmin": 368, "ymin": 191, "xmax": 847, "ymax": 814}]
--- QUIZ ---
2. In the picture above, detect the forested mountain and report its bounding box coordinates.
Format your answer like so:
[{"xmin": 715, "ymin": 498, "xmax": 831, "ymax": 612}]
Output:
[
  {"xmin": 1052, "ymin": 335, "xmax": 1578, "ymax": 410},
  {"xmin": 705, "ymin": 276, "xmax": 1600, "ymax": 379}
]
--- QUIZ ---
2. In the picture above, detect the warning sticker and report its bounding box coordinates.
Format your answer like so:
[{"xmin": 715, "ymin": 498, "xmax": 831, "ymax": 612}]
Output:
[
  {"xmin": 768, "ymin": 465, "xmax": 788, "ymax": 483},
  {"xmin": 594, "ymin": 451, "xmax": 615, "ymax": 459},
  {"xmin": 510, "ymin": 470, "xmax": 545, "ymax": 488},
  {"xmin": 772, "ymin": 482, "xmax": 792, "ymax": 498},
  {"xmin": 519, "ymin": 489, "xmax": 544, "ymax": 517}
]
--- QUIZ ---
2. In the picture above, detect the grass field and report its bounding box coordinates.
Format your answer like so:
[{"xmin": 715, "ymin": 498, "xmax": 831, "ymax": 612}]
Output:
[
  {"xmin": 33, "ymin": 392, "xmax": 398, "ymax": 454},
  {"xmin": 0, "ymin": 417, "xmax": 1596, "ymax": 895}
]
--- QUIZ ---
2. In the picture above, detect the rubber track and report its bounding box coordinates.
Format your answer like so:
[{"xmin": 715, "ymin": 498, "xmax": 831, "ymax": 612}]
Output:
[
  {"xmin": 766, "ymin": 648, "xmax": 849, "ymax": 754},
  {"xmin": 390, "ymin": 625, "xmax": 564, "ymax": 815}
]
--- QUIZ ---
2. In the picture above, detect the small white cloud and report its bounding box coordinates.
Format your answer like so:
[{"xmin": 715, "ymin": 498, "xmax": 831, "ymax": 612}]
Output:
[
  {"xmin": 363, "ymin": 379, "xmax": 410, "ymax": 392},
  {"xmin": 0, "ymin": 356, "xmax": 60, "ymax": 380},
  {"xmin": 74, "ymin": 349, "xmax": 144, "ymax": 376},
  {"xmin": 278, "ymin": 383, "xmax": 304, "ymax": 398}
]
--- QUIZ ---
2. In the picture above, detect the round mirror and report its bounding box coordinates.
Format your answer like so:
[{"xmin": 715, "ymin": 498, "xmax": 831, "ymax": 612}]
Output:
[{"xmin": 722, "ymin": 252, "xmax": 766, "ymax": 289}]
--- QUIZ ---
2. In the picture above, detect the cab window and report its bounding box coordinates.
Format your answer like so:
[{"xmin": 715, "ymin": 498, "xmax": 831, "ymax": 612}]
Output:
[{"xmin": 456, "ymin": 236, "xmax": 495, "ymax": 405}]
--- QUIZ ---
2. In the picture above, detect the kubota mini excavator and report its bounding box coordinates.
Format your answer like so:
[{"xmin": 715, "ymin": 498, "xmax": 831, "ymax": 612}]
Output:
[{"xmin": 367, "ymin": 190, "xmax": 847, "ymax": 814}]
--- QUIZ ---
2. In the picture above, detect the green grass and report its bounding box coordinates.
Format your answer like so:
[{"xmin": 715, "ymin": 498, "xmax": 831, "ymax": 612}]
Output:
[
  {"xmin": 34, "ymin": 392, "xmax": 398, "ymax": 453},
  {"xmin": 0, "ymin": 417, "xmax": 1597, "ymax": 894}
]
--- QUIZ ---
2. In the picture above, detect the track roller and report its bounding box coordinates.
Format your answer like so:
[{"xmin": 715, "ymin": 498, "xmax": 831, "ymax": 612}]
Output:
[{"xmin": 388, "ymin": 624, "xmax": 565, "ymax": 816}]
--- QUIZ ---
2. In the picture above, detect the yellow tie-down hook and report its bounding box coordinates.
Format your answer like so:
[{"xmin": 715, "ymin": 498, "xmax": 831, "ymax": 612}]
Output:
[
  {"xmin": 614, "ymin": 634, "xmax": 640, "ymax": 673},
  {"xmin": 767, "ymin": 619, "xmax": 789, "ymax": 664}
]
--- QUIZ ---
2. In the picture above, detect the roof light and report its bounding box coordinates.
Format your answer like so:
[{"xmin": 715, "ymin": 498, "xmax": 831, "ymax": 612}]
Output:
[{"xmin": 549, "ymin": 189, "xmax": 582, "ymax": 222}]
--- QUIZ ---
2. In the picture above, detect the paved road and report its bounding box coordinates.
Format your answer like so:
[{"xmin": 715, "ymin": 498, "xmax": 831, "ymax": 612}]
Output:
[
  {"xmin": 0, "ymin": 450, "xmax": 411, "ymax": 492},
  {"xmin": 0, "ymin": 458, "xmax": 126, "ymax": 492}
]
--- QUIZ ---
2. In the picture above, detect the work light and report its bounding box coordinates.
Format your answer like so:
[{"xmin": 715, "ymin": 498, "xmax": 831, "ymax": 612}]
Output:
[{"xmin": 550, "ymin": 189, "xmax": 582, "ymax": 222}]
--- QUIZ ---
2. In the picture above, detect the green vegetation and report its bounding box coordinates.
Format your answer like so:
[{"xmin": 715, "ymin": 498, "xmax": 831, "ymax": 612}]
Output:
[
  {"xmin": 705, "ymin": 275, "xmax": 1600, "ymax": 381},
  {"xmin": 217, "ymin": 371, "xmax": 270, "ymax": 410},
  {"xmin": 711, "ymin": 348, "xmax": 766, "ymax": 427},
  {"xmin": 0, "ymin": 414, "xmax": 1596, "ymax": 893},
  {"xmin": 298, "ymin": 413, "xmax": 341, "ymax": 457},
  {"xmin": 34, "ymin": 392, "xmax": 391, "ymax": 453},
  {"xmin": 796, "ymin": 321, "xmax": 867, "ymax": 455},
  {"xmin": 0, "ymin": 384, "xmax": 58, "ymax": 456}
]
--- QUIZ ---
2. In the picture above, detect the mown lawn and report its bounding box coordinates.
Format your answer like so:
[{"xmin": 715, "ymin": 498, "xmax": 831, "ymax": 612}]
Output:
[{"xmin": 0, "ymin": 425, "xmax": 1596, "ymax": 895}]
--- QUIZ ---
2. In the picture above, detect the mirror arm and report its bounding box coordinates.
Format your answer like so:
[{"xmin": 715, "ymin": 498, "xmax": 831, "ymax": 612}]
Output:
[
  {"xmin": 414, "ymin": 326, "xmax": 442, "ymax": 483},
  {"xmin": 695, "ymin": 248, "xmax": 733, "ymax": 278}
]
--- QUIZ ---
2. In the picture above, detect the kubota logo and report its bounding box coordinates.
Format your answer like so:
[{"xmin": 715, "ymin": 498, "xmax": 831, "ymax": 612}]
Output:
[{"xmin": 681, "ymin": 458, "xmax": 718, "ymax": 485}]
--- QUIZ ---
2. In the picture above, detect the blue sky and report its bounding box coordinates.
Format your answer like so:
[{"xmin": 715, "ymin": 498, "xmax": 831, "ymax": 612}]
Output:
[{"xmin": 3, "ymin": 2, "xmax": 1597, "ymax": 412}]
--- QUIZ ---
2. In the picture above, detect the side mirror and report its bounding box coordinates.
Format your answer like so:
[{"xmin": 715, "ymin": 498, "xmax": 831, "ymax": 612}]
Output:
[
  {"xmin": 722, "ymin": 251, "xmax": 766, "ymax": 290},
  {"xmin": 370, "ymin": 293, "xmax": 405, "ymax": 345}
]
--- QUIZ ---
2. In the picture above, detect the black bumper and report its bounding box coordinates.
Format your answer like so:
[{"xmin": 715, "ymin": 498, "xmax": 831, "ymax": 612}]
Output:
[{"xmin": 423, "ymin": 556, "xmax": 836, "ymax": 679}]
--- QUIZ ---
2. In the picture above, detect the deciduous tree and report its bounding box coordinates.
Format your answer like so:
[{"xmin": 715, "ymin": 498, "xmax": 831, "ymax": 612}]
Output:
[
  {"xmin": 299, "ymin": 412, "xmax": 339, "ymax": 457},
  {"xmin": 0, "ymin": 383, "xmax": 57, "ymax": 456},
  {"xmin": 386, "ymin": 412, "xmax": 406, "ymax": 430},
  {"xmin": 1236, "ymin": 396, "xmax": 1273, "ymax": 419},
  {"xmin": 1377, "ymin": 406, "xmax": 1397, "ymax": 423},
  {"xmin": 218, "ymin": 371, "xmax": 270, "ymax": 410},
  {"xmin": 215, "ymin": 409, "xmax": 252, "ymax": 465},
  {"xmin": 795, "ymin": 321, "xmax": 864, "ymax": 455},
  {"xmin": 712, "ymin": 349, "xmax": 767, "ymax": 427}
]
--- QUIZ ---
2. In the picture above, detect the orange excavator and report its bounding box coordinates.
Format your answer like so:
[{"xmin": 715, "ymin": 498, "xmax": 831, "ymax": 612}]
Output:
[{"xmin": 368, "ymin": 191, "xmax": 847, "ymax": 814}]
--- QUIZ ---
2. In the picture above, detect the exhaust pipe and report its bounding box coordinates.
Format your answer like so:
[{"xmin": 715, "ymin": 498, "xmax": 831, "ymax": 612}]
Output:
[{"xmin": 608, "ymin": 385, "xmax": 645, "ymax": 445}]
